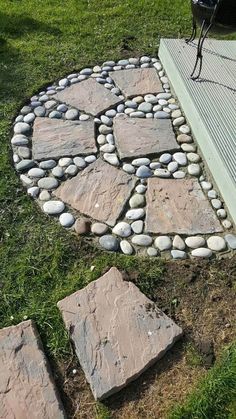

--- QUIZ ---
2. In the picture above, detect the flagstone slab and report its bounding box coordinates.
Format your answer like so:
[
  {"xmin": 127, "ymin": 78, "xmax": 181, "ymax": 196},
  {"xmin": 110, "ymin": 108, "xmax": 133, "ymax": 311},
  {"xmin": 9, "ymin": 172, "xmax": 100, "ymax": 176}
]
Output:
[
  {"xmin": 32, "ymin": 117, "xmax": 97, "ymax": 160},
  {"xmin": 0, "ymin": 320, "xmax": 66, "ymax": 419},
  {"xmin": 54, "ymin": 78, "xmax": 122, "ymax": 116},
  {"xmin": 113, "ymin": 115, "xmax": 179, "ymax": 159},
  {"xmin": 57, "ymin": 267, "xmax": 182, "ymax": 400},
  {"xmin": 54, "ymin": 158, "xmax": 136, "ymax": 226},
  {"xmin": 111, "ymin": 68, "xmax": 163, "ymax": 98},
  {"xmin": 145, "ymin": 178, "xmax": 223, "ymax": 235}
]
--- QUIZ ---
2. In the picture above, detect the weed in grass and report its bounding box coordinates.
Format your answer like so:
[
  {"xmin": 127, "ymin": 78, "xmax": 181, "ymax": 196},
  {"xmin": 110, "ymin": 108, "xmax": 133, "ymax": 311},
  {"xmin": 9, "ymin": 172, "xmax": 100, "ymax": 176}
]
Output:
[{"xmin": 185, "ymin": 343, "xmax": 203, "ymax": 368}]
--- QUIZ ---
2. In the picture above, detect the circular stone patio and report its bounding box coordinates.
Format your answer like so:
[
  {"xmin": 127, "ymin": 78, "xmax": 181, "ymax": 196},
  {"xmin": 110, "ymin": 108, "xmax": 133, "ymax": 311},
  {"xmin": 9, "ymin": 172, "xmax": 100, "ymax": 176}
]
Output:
[{"xmin": 11, "ymin": 56, "xmax": 236, "ymax": 258}]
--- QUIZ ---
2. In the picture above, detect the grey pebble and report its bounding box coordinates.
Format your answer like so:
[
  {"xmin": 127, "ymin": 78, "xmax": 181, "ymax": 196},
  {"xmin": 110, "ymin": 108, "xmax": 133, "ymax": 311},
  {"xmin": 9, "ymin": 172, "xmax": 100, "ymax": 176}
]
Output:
[
  {"xmin": 147, "ymin": 247, "xmax": 158, "ymax": 257},
  {"xmin": 171, "ymin": 250, "xmax": 187, "ymax": 259},
  {"xmin": 123, "ymin": 164, "xmax": 135, "ymax": 174},
  {"xmin": 132, "ymin": 158, "xmax": 150, "ymax": 166},
  {"xmin": 91, "ymin": 223, "xmax": 109, "ymax": 235},
  {"xmin": 173, "ymin": 171, "xmax": 186, "ymax": 179},
  {"xmin": 154, "ymin": 111, "xmax": 170, "ymax": 119},
  {"xmin": 16, "ymin": 159, "xmax": 35, "ymax": 171},
  {"xmin": 52, "ymin": 166, "xmax": 64, "ymax": 178},
  {"xmin": 99, "ymin": 235, "xmax": 119, "ymax": 251},
  {"xmin": 49, "ymin": 111, "xmax": 61, "ymax": 119},
  {"xmin": 154, "ymin": 168, "xmax": 171, "ymax": 178},
  {"xmin": 34, "ymin": 106, "xmax": 46, "ymax": 117},
  {"xmin": 129, "ymin": 194, "xmax": 145, "ymax": 208},
  {"xmin": 191, "ymin": 248, "xmax": 212, "ymax": 258},
  {"xmin": 65, "ymin": 109, "xmax": 79, "ymax": 120},
  {"xmin": 136, "ymin": 165, "xmax": 152, "ymax": 178},
  {"xmin": 112, "ymin": 222, "xmax": 131, "ymax": 237},
  {"xmin": 14, "ymin": 122, "xmax": 31, "ymax": 134},
  {"xmin": 126, "ymin": 208, "xmax": 145, "ymax": 220},
  {"xmin": 43, "ymin": 201, "xmax": 65, "ymax": 215},
  {"xmin": 28, "ymin": 168, "xmax": 45, "ymax": 178},
  {"xmin": 39, "ymin": 160, "xmax": 56, "ymax": 169},
  {"xmin": 120, "ymin": 240, "xmax": 133, "ymax": 255},
  {"xmin": 159, "ymin": 153, "xmax": 172, "ymax": 164},
  {"xmin": 85, "ymin": 155, "xmax": 96, "ymax": 163},
  {"xmin": 155, "ymin": 236, "xmax": 172, "ymax": 251},
  {"xmin": 131, "ymin": 235, "xmax": 152, "ymax": 246},
  {"xmin": 131, "ymin": 220, "xmax": 144, "ymax": 234},
  {"xmin": 225, "ymin": 234, "xmax": 236, "ymax": 249},
  {"xmin": 59, "ymin": 213, "xmax": 75, "ymax": 227},
  {"xmin": 135, "ymin": 184, "xmax": 147, "ymax": 194},
  {"xmin": 38, "ymin": 177, "xmax": 59, "ymax": 189}
]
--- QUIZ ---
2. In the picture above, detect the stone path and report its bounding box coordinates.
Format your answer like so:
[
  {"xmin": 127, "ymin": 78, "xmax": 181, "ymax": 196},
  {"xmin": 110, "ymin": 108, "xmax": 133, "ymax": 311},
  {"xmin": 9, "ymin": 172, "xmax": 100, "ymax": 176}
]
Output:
[
  {"xmin": 57, "ymin": 267, "xmax": 182, "ymax": 400},
  {"xmin": 0, "ymin": 320, "xmax": 66, "ymax": 418},
  {"xmin": 11, "ymin": 56, "xmax": 236, "ymax": 258}
]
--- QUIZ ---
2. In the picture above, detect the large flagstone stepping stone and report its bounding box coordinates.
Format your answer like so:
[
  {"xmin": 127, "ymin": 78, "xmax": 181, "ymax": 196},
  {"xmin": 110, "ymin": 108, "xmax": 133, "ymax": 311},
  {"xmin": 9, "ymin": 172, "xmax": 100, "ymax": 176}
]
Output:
[
  {"xmin": 113, "ymin": 114, "xmax": 179, "ymax": 159},
  {"xmin": 145, "ymin": 178, "xmax": 223, "ymax": 235},
  {"xmin": 54, "ymin": 78, "xmax": 122, "ymax": 116},
  {"xmin": 0, "ymin": 320, "xmax": 66, "ymax": 418},
  {"xmin": 111, "ymin": 68, "xmax": 163, "ymax": 98},
  {"xmin": 32, "ymin": 117, "xmax": 97, "ymax": 160},
  {"xmin": 54, "ymin": 158, "xmax": 136, "ymax": 226},
  {"xmin": 57, "ymin": 267, "xmax": 182, "ymax": 400}
]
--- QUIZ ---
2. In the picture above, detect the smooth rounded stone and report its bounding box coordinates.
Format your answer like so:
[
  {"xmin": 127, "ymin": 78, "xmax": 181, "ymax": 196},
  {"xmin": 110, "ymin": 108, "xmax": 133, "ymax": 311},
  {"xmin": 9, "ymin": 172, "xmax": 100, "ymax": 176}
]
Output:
[
  {"xmin": 153, "ymin": 62, "xmax": 162, "ymax": 71},
  {"xmin": 154, "ymin": 168, "xmax": 171, "ymax": 178},
  {"xmin": 13, "ymin": 154, "xmax": 20, "ymax": 163},
  {"xmin": 147, "ymin": 247, "xmax": 158, "ymax": 257},
  {"xmin": 91, "ymin": 222, "xmax": 109, "ymax": 236},
  {"xmin": 120, "ymin": 240, "xmax": 133, "ymax": 255},
  {"xmin": 31, "ymin": 101, "xmax": 42, "ymax": 108},
  {"xmin": 43, "ymin": 200, "xmax": 65, "ymax": 215},
  {"xmin": 144, "ymin": 94, "xmax": 158, "ymax": 104},
  {"xmin": 211, "ymin": 199, "xmax": 222, "ymax": 210},
  {"xmin": 126, "ymin": 208, "xmax": 145, "ymax": 221},
  {"xmin": 103, "ymin": 153, "xmax": 119, "ymax": 166},
  {"xmin": 179, "ymin": 125, "xmax": 191, "ymax": 134},
  {"xmin": 40, "ymin": 94, "xmax": 49, "ymax": 102},
  {"xmin": 38, "ymin": 177, "xmax": 59, "ymax": 190},
  {"xmin": 154, "ymin": 236, "xmax": 172, "ymax": 251},
  {"xmin": 132, "ymin": 96, "xmax": 144, "ymax": 104},
  {"xmin": 117, "ymin": 104, "xmax": 125, "ymax": 113},
  {"xmin": 225, "ymin": 234, "xmax": 236, "ymax": 249},
  {"xmin": 185, "ymin": 236, "xmax": 205, "ymax": 249},
  {"xmin": 52, "ymin": 166, "xmax": 64, "ymax": 178},
  {"xmin": 99, "ymin": 124, "xmax": 112, "ymax": 135},
  {"xmin": 159, "ymin": 153, "xmax": 172, "ymax": 164},
  {"xmin": 167, "ymin": 161, "xmax": 178, "ymax": 173},
  {"xmin": 45, "ymin": 100, "xmax": 57, "ymax": 110},
  {"xmin": 191, "ymin": 248, "xmax": 213, "ymax": 258},
  {"xmin": 187, "ymin": 153, "xmax": 200, "ymax": 163},
  {"xmin": 138, "ymin": 102, "xmax": 153, "ymax": 113},
  {"xmin": 156, "ymin": 93, "xmax": 171, "ymax": 100},
  {"xmin": 106, "ymin": 133, "xmax": 114, "ymax": 144},
  {"xmin": 207, "ymin": 236, "xmax": 226, "ymax": 252},
  {"xmin": 132, "ymin": 158, "xmax": 151, "ymax": 166},
  {"xmin": 11, "ymin": 135, "xmax": 28, "ymax": 146},
  {"xmin": 173, "ymin": 235, "xmax": 185, "ymax": 250},
  {"xmin": 173, "ymin": 152, "xmax": 187, "ymax": 166},
  {"xmin": 65, "ymin": 164, "xmax": 78, "ymax": 176},
  {"xmin": 171, "ymin": 250, "xmax": 187, "ymax": 259},
  {"xmin": 112, "ymin": 222, "xmax": 132, "ymax": 238},
  {"xmin": 74, "ymin": 218, "xmax": 90, "ymax": 234},
  {"xmin": 39, "ymin": 190, "xmax": 51, "ymax": 201},
  {"xmin": 161, "ymin": 76, "xmax": 168, "ymax": 84},
  {"xmin": 123, "ymin": 163, "xmax": 135, "ymax": 174},
  {"xmin": 34, "ymin": 106, "xmax": 46, "ymax": 117},
  {"xmin": 118, "ymin": 59, "xmax": 129, "ymax": 66},
  {"xmin": 135, "ymin": 184, "xmax": 146, "ymax": 194},
  {"xmin": 162, "ymin": 107, "xmax": 171, "ymax": 114},
  {"xmin": 18, "ymin": 146, "xmax": 31, "ymax": 159},
  {"xmin": 181, "ymin": 143, "xmax": 196, "ymax": 152},
  {"xmin": 158, "ymin": 99, "xmax": 168, "ymax": 106},
  {"xmin": 173, "ymin": 116, "xmax": 185, "ymax": 127},
  {"xmin": 79, "ymin": 114, "xmax": 90, "ymax": 121},
  {"xmin": 16, "ymin": 159, "xmax": 35, "ymax": 171},
  {"xmin": 154, "ymin": 111, "xmax": 170, "ymax": 119},
  {"xmin": 27, "ymin": 186, "xmax": 39, "ymax": 197},
  {"xmin": 65, "ymin": 109, "xmax": 79, "ymax": 120},
  {"xmin": 99, "ymin": 235, "xmax": 119, "ymax": 251},
  {"xmin": 173, "ymin": 170, "xmax": 185, "ymax": 179},
  {"xmin": 80, "ymin": 68, "xmax": 92, "ymax": 75},
  {"xmin": 217, "ymin": 209, "xmax": 226, "ymax": 219},
  {"xmin": 112, "ymin": 88, "xmax": 121, "ymax": 95},
  {"xmin": 131, "ymin": 235, "xmax": 152, "ymax": 246},
  {"xmin": 97, "ymin": 134, "xmax": 107, "ymax": 146},
  {"xmin": 208, "ymin": 189, "xmax": 217, "ymax": 199},
  {"xmin": 93, "ymin": 66, "xmax": 101, "ymax": 73},
  {"xmin": 130, "ymin": 111, "xmax": 145, "ymax": 118},
  {"xmin": 85, "ymin": 155, "xmax": 96, "ymax": 163},
  {"xmin": 125, "ymin": 100, "xmax": 138, "ymax": 109},
  {"xmin": 169, "ymin": 104, "xmax": 179, "ymax": 110},
  {"xmin": 49, "ymin": 111, "xmax": 62, "ymax": 119},
  {"xmin": 105, "ymin": 109, "xmax": 117, "ymax": 118},
  {"xmin": 129, "ymin": 57, "xmax": 139, "ymax": 65},
  {"xmin": 28, "ymin": 168, "xmax": 45, "ymax": 178},
  {"xmin": 171, "ymin": 109, "xmax": 182, "ymax": 119},
  {"xmin": 100, "ymin": 144, "xmax": 115, "ymax": 153},
  {"xmin": 39, "ymin": 160, "xmax": 56, "ymax": 169},
  {"xmin": 58, "ymin": 77, "xmax": 68, "ymax": 87},
  {"xmin": 222, "ymin": 219, "xmax": 232, "ymax": 229},
  {"xmin": 23, "ymin": 113, "xmax": 35, "ymax": 124},
  {"xmin": 201, "ymin": 181, "xmax": 212, "ymax": 191},
  {"xmin": 150, "ymin": 162, "xmax": 161, "ymax": 170},
  {"xmin": 146, "ymin": 113, "xmax": 154, "ymax": 119},
  {"xmin": 59, "ymin": 212, "xmax": 75, "ymax": 227},
  {"xmin": 56, "ymin": 104, "xmax": 68, "ymax": 113},
  {"xmin": 14, "ymin": 122, "xmax": 31, "ymax": 134},
  {"xmin": 136, "ymin": 165, "xmax": 152, "ymax": 178},
  {"xmin": 100, "ymin": 115, "xmax": 112, "ymax": 126},
  {"xmin": 140, "ymin": 55, "xmax": 151, "ymax": 63},
  {"xmin": 131, "ymin": 220, "xmax": 144, "ymax": 234},
  {"xmin": 129, "ymin": 194, "xmax": 145, "ymax": 208},
  {"xmin": 20, "ymin": 105, "xmax": 32, "ymax": 115},
  {"xmin": 125, "ymin": 64, "xmax": 135, "ymax": 69},
  {"xmin": 177, "ymin": 134, "xmax": 192, "ymax": 144},
  {"xmin": 59, "ymin": 157, "xmax": 73, "ymax": 167},
  {"xmin": 188, "ymin": 163, "xmax": 201, "ymax": 176},
  {"xmin": 70, "ymin": 78, "xmax": 79, "ymax": 84},
  {"xmin": 20, "ymin": 174, "xmax": 33, "ymax": 186},
  {"xmin": 47, "ymin": 89, "xmax": 56, "ymax": 95}
]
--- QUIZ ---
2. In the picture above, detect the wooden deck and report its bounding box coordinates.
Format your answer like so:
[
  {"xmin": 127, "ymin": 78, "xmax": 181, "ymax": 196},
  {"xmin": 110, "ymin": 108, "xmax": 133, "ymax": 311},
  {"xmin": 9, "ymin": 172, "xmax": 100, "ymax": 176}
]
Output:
[{"xmin": 159, "ymin": 38, "xmax": 236, "ymax": 225}]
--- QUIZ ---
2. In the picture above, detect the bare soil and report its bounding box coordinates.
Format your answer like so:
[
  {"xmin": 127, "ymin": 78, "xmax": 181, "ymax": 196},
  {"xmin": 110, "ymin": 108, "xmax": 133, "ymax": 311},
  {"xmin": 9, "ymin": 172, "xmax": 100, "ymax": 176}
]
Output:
[{"xmin": 53, "ymin": 255, "xmax": 236, "ymax": 419}]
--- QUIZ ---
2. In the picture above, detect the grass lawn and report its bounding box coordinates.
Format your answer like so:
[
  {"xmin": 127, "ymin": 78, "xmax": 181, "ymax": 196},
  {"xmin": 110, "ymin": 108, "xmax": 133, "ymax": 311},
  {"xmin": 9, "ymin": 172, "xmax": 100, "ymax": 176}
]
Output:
[{"xmin": 0, "ymin": 1, "xmax": 236, "ymax": 417}]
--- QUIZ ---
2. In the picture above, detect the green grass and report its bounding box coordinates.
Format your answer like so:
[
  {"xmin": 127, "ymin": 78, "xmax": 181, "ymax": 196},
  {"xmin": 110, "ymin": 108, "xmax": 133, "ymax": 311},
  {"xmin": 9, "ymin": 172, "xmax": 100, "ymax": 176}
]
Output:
[{"xmin": 169, "ymin": 343, "xmax": 236, "ymax": 419}]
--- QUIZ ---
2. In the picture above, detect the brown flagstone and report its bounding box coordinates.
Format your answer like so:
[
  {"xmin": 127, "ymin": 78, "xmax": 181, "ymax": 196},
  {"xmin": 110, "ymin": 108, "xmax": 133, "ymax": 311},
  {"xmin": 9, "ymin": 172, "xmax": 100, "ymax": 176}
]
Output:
[{"xmin": 110, "ymin": 68, "xmax": 163, "ymax": 98}]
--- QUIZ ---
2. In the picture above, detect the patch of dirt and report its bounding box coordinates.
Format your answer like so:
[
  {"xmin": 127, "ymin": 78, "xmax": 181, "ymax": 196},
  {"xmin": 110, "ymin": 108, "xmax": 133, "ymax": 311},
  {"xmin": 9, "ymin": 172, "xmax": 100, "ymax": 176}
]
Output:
[{"xmin": 53, "ymin": 255, "xmax": 236, "ymax": 419}]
